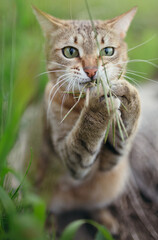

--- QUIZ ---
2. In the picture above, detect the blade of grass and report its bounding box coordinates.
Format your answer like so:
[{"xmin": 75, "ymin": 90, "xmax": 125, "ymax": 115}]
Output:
[
  {"xmin": 60, "ymin": 219, "xmax": 114, "ymax": 240},
  {"xmin": 118, "ymin": 115, "xmax": 128, "ymax": 138},
  {"xmin": 116, "ymin": 112, "xmax": 124, "ymax": 142},
  {"xmin": 11, "ymin": 148, "xmax": 33, "ymax": 200},
  {"xmin": 85, "ymin": 0, "xmax": 109, "ymax": 85},
  {"xmin": 85, "ymin": 0, "xmax": 111, "ymax": 111},
  {"xmin": 0, "ymin": 18, "xmax": 6, "ymax": 138},
  {"xmin": 85, "ymin": 0, "xmax": 129, "ymax": 146},
  {"xmin": 0, "ymin": 167, "xmax": 21, "ymax": 186},
  {"xmin": 85, "ymin": 0, "xmax": 117, "ymax": 145},
  {"xmin": 112, "ymin": 117, "xmax": 116, "ymax": 147},
  {"xmin": 87, "ymin": 220, "xmax": 114, "ymax": 240},
  {"xmin": 104, "ymin": 120, "xmax": 111, "ymax": 143},
  {"xmin": 8, "ymin": 9, "xmax": 16, "ymax": 122},
  {"xmin": 121, "ymin": 101, "xmax": 128, "ymax": 112},
  {"xmin": 100, "ymin": 80, "xmax": 110, "ymax": 115},
  {"xmin": 60, "ymin": 220, "xmax": 86, "ymax": 240},
  {"xmin": 118, "ymin": 68, "xmax": 124, "ymax": 80}
]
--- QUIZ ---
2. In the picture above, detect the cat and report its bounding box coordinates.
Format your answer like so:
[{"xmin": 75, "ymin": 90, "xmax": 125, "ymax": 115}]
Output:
[{"xmin": 29, "ymin": 6, "xmax": 142, "ymax": 234}]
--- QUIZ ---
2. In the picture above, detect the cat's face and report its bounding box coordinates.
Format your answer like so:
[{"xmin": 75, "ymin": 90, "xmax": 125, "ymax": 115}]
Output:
[{"xmin": 34, "ymin": 6, "xmax": 137, "ymax": 92}]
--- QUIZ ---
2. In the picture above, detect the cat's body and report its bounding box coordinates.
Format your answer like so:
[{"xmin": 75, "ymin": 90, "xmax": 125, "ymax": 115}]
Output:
[
  {"xmin": 8, "ymin": 82, "xmax": 158, "ymax": 239},
  {"xmin": 43, "ymin": 79, "xmax": 139, "ymax": 214},
  {"xmin": 8, "ymin": 6, "xmax": 158, "ymax": 237},
  {"xmin": 29, "ymin": 6, "xmax": 142, "ymax": 233}
]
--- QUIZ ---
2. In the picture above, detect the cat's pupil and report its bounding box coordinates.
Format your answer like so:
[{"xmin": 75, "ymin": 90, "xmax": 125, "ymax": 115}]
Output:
[
  {"xmin": 105, "ymin": 48, "xmax": 110, "ymax": 54},
  {"xmin": 69, "ymin": 48, "xmax": 74, "ymax": 55}
]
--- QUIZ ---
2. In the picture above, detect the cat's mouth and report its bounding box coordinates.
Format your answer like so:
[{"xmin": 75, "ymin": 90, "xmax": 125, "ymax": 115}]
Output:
[{"xmin": 79, "ymin": 79, "xmax": 97, "ymax": 88}]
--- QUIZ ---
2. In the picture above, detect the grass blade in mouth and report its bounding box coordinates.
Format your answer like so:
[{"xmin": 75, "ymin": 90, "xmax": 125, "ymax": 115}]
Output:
[
  {"xmin": 60, "ymin": 84, "xmax": 87, "ymax": 123},
  {"xmin": 63, "ymin": 91, "xmax": 86, "ymax": 99},
  {"xmin": 85, "ymin": 0, "xmax": 129, "ymax": 146}
]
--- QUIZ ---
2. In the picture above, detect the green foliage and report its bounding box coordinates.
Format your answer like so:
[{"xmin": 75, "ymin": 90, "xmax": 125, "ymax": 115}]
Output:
[
  {"xmin": 60, "ymin": 219, "xmax": 114, "ymax": 240},
  {"xmin": 0, "ymin": 152, "xmax": 47, "ymax": 240},
  {"xmin": 0, "ymin": 0, "xmax": 157, "ymax": 239}
]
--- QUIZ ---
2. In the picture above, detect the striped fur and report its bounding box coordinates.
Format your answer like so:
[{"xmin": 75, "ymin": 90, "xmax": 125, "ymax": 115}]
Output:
[{"xmin": 29, "ymin": 6, "xmax": 141, "ymax": 233}]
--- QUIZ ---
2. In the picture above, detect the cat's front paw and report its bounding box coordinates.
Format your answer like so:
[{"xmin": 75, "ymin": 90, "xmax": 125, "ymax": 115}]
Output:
[
  {"xmin": 87, "ymin": 93, "xmax": 121, "ymax": 122},
  {"xmin": 111, "ymin": 79, "xmax": 141, "ymax": 134}
]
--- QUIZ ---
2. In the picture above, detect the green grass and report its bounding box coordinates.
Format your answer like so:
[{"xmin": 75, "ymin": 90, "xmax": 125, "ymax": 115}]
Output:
[{"xmin": 0, "ymin": 0, "xmax": 158, "ymax": 239}]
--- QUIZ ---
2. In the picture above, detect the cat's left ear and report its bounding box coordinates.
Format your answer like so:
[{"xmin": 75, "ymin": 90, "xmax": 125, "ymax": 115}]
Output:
[
  {"xmin": 32, "ymin": 5, "xmax": 68, "ymax": 36},
  {"xmin": 107, "ymin": 7, "xmax": 137, "ymax": 38}
]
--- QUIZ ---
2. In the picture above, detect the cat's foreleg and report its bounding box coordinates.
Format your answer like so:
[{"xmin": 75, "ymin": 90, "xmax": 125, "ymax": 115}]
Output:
[
  {"xmin": 57, "ymin": 95, "xmax": 120, "ymax": 179},
  {"xmin": 99, "ymin": 79, "xmax": 141, "ymax": 171}
]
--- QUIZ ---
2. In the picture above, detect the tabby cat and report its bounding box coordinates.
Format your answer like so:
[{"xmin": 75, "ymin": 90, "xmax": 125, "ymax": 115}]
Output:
[{"xmin": 25, "ymin": 6, "xmax": 142, "ymax": 234}]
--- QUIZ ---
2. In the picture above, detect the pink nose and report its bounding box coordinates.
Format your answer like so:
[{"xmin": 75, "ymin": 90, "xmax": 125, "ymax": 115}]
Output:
[{"xmin": 84, "ymin": 67, "xmax": 97, "ymax": 79}]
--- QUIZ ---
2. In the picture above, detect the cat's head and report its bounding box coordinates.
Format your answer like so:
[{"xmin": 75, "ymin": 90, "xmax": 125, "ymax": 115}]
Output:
[{"xmin": 33, "ymin": 6, "xmax": 137, "ymax": 92}]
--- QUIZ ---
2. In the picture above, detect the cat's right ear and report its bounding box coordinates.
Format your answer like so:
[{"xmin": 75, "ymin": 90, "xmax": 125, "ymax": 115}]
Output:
[{"xmin": 32, "ymin": 6, "xmax": 67, "ymax": 36}]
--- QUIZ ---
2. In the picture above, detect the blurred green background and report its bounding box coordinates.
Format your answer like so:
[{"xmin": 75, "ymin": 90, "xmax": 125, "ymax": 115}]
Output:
[{"xmin": 0, "ymin": 0, "xmax": 158, "ymax": 239}]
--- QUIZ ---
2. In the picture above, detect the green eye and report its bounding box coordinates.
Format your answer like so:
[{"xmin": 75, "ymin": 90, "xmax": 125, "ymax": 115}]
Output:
[
  {"xmin": 62, "ymin": 47, "xmax": 79, "ymax": 58},
  {"xmin": 100, "ymin": 47, "xmax": 115, "ymax": 56}
]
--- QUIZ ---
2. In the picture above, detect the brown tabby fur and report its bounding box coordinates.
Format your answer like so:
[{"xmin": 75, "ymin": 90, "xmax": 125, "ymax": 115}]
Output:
[{"xmin": 30, "ymin": 6, "xmax": 142, "ymax": 234}]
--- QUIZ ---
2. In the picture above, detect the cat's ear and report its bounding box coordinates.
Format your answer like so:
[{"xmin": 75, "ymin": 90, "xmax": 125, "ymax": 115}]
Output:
[
  {"xmin": 32, "ymin": 5, "xmax": 67, "ymax": 36},
  {"xmin": 107, "ymin": 7, "xmax": 137, "ymax": 38}
]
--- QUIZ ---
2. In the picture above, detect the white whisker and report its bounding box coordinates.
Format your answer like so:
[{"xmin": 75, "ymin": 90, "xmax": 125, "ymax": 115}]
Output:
[
  {"xmin": 126, "ymin": 69, "xmax": 147, "ymax": 75},
  {"xmin": 128, "ymin": 35, "xmax": 156, "ymax": 53},
  {"xmin": 77, "ymin": 78, "xmax": 80, "ymax": 92},
  {"xmin": 123, "ymin": 75, "xmax": 142, "ymax": 90},
  {"xmin": 127, "ymin": 59, "xmax": 158, "ymax": 68},
  {"xmin": 50, "ymin": 76, "xmax": 71, "ymax": 103},
  {"xmin": 47, "ymin": 79, "xmax": 68, "ymax": 112},
  {"xmin": 57, "ymin": 73, "xmax": 72, "ymax": 83},
  {"xmin": 66, "ymin": 77, "xmax": 74, "ymax": 93},
  {"xmin": 116, "ymin": 59, "xmax": 158, "ymax": 69},
  {"xmin": 60, "ymin": 92, "xmax": 67, "ymax": 120},
  {"xmin": 126, "ymin": 71, "xmax": 158, "ymax": 84},
  {"xmin": 60, "ymin": 75, "xmax": 82, "ymax": 118},
  {"xmin": 47, "ymin": 76, "xmax": 71, "ymax": 120},
  {"xmin": 36, "ymin": 69, "xmax": 68, "ymax": 78},
  {"xmin": 47, "ymin": 73, "xmax": 72, "ymax": 105},
  {"xmin": 72, "ymin": 77, "xmax": 76, "ymax": 96},
  {"xmin": 60, "ymin": 76, "xmax": 75, "ymax": 119},
  {"xmin": 47, "ymin": 61, "xmax": 67, "ymax": 68}
]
